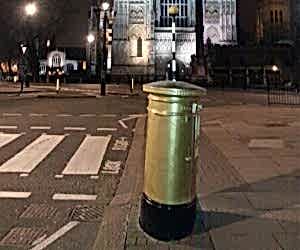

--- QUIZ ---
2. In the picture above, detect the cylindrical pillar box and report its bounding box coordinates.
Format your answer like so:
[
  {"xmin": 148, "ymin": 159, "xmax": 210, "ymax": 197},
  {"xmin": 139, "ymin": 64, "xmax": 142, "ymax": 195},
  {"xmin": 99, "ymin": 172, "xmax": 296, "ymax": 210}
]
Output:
[{"xmin": 139, "ymin": 80, "xmax": 206, "ymax": 241}]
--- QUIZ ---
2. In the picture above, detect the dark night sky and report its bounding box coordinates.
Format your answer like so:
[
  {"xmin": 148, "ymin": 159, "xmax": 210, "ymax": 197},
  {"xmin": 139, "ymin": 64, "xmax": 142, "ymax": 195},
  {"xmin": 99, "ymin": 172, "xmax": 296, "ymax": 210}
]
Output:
[{"xmin": 0, "ymin": 1, "xmax": 256, "ymax": 59}]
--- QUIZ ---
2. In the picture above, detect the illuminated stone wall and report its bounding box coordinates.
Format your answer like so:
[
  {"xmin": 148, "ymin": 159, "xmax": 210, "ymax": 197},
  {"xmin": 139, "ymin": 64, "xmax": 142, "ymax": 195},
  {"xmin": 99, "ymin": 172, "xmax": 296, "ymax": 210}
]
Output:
[
  {"xmin": 111, "ymin": 0, "xmax": 155, "ymax": 76},
  {"xmin": 203, "ymin": 0, "xmax": 237, "ymax": 45}
]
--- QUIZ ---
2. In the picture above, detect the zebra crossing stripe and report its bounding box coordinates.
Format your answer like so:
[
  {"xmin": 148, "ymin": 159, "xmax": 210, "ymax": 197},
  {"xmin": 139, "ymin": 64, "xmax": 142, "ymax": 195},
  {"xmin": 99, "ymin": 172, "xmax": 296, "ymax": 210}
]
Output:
[
  {"xmin": 0, "ymin": 126, "xmax": 17, "ymax": 129},
  {"xmin": 52, "ymin": 193, "xmax": 97, "ymax": 201},
  {"xmin": 0, "ymin": 134, "xmax": 65, "ymax": 173},
  {"xmin": 62, "ymin": 135, "xmax": 111, "ymax": 175},
  {"xmin": 0, "ymin": 191, "xmax": 31, "ymax": 198},
  {"xmin": 0, "ymin": 133, "xmax": 22, "ymax": 149}
]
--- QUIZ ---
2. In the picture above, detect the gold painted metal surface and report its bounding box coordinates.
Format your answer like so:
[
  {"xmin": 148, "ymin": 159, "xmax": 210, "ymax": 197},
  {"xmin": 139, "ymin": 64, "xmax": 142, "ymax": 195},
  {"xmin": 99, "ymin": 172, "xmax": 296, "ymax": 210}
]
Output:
[{"xmin": 143, "ymin": 81, "xmax": 205, "ymax": 205}]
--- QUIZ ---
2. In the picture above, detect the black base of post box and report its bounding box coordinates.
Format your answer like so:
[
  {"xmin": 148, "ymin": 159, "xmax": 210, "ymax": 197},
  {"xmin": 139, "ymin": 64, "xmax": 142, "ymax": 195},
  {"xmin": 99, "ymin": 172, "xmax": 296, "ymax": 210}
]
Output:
[{"xmin": 139, "ymin": 193, "xmax": 196, "ymax": 241}]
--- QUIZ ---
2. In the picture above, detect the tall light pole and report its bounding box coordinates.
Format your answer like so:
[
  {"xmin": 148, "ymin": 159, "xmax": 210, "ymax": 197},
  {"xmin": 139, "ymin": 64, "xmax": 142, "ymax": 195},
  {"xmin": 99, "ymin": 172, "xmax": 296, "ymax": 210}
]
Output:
[
  {"xmin": 24, "ymin": 2, "xmax": 38, "ymax": 83},
  {"xmin": 87, "ymin": 33, "xmax": 95, "ymax": 79},
  {"xmin": 169, "ymin": 6, "xmax": 179, "ymax": 82},
  {"xmin": 101, "ymin": 2, "xmax": 110, "ymax": 96}
]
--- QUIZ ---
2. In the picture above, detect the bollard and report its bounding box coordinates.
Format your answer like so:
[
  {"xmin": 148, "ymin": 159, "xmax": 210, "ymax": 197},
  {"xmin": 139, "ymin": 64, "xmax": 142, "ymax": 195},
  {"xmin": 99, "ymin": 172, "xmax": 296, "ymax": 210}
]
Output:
[
  {"xmin": 139, "ymin": 80, "xmax": 206, "ymax": 241},
  {"xmin": 56, "ymin": 78, "xmax": 60, "ymax": 93},
  {"xmin": 131, "ymin": 77, "xmax": 134, "ymax": 93}
]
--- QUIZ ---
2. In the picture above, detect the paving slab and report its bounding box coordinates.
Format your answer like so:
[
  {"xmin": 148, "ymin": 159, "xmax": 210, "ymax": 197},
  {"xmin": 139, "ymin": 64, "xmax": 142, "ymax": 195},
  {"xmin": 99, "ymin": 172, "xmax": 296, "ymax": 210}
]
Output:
[
  {"xmin": 244, "ymin": 192, "xmax": 300, "ymax": 211},
  {"xmin": 229, "ymin": 157, "xmax": 281, "ymax": 184},
  {"xmin": 209, "ymin": 216, "xmax": 284, "ymax": 250},
  {"xmin": 273, "ymin": 232, "xmax": 300, "ymax": 250}
]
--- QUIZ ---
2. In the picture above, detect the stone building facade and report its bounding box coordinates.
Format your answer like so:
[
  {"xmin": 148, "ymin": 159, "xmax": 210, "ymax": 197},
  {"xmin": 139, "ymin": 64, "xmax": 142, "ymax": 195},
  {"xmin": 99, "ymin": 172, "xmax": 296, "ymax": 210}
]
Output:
[
  {"xmin": 256, "ymin": 0, "xmax": 295, "ymax": 44},
  {"xmin": 87, "ymin": 0, "xmax": 237, "ymax": 80}
]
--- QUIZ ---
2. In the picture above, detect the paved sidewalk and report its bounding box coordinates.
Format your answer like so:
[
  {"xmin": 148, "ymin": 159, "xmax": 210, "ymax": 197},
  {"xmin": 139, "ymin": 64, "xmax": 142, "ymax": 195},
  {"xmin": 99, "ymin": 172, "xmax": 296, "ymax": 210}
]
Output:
[
  {"xmin": 0, "ymin": 81, "xmax": 143, "ymax": 97},
  {"xmin": 93, "ymin": 102, "xmax": 300, "ymax": 250}
]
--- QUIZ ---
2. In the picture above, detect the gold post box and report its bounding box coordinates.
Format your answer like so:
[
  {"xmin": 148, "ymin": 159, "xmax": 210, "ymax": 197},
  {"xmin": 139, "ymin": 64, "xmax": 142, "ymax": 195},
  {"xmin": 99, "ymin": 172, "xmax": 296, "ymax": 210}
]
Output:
[{"xmin": 139, "ymin": 80, "xmax": 206, "ymax": 241}]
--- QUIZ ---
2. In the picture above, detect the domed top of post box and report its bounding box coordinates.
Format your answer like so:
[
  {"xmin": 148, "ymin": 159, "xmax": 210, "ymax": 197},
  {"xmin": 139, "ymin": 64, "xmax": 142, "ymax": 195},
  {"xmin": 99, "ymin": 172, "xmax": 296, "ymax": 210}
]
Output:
[{"xmin": 143, "ymin": 80, "xmax": 207, "ymax": 97}]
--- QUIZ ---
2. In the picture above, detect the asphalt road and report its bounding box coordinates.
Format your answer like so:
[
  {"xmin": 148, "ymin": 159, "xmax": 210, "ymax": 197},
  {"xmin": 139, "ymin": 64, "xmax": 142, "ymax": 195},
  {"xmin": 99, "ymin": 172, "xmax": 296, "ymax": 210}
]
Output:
[{"xmin": 0, "ymin": 96, "xmax": 147, "ymax": 250}]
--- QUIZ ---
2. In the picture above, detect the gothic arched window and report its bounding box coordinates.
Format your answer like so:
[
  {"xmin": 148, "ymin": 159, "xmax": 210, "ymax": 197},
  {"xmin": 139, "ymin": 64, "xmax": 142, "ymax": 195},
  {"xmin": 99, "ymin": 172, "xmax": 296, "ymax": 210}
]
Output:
[
  {"xmin": 275, "ymin": 10, "xmax": 278, "ymax": 24},
  {"xmin": 279, "ymin": 10, "xmax": 283, "ymax": 24},
  {"xmin": 137, "ymin": 37, "xmax": 142, "ymax": 57},
  {"xmin": 270, "ymin": 10, "xmax": 274, "ymax": 24}
]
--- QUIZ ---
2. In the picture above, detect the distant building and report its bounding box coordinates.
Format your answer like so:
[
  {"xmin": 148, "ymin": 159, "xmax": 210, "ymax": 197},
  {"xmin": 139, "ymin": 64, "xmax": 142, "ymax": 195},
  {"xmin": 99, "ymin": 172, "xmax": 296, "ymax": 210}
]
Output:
[
  {"xmin": 39, "ymin": 47, "xmax": 87, "ymax": 82},
  {"xmin": 256, "ymin": 0, "xmax": 295, "ymax": 44},
  {"xmin": 87, "ymin": 0, "xmax": 237, "ymax": 81}
]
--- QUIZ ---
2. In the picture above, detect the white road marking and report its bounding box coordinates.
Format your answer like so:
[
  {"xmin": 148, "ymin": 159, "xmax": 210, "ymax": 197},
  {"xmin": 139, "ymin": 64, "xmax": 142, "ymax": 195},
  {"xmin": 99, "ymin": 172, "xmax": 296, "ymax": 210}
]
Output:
[
  {"xmin": 100, "ymin": 114, "xmax": 117, "ymax": 117},
  {"xmin": 30, "ymin": 126, "xmax": 51, "ymax": 130},
  {"xmin": 31, "ymin": 234, "xmax": 47, "ymax": 247},
  {"xmin": 20, "ymin": 173, "xmax": 29, "ymax": 177},
  {"xmin": 0, "ymin": 126, "xmax": 18, "ymax": 130},
  {"xmin": 102, "ymin": 160, "xmax": 121, "ymax": 174},
  {"xmin": 52, "ymin": 193, "xmax": 97, "ymax": 201},
  {"xmin": 96, "ymin": 128, "xmax": 117, "ymax": 131},
  {"xmin": 64, "ymin": 127, "xmax": 86, "ymax": 131},
  {"xmin": 128, "ymin": 114, "xmax": 146, "ymax": 118},
  {"xmin": 0, "ymin": 133, "xmax": 22, "ymax": 148},
  {"xmin": 118, "ymin": 120, "xmax": 128, "ymax": 129},
  {"xmin": 29, "ymin": 114, "xmax": 48, "ymax": 117},
  {"xmin": 0, "ymin": 134, "xmax": 65, "ymax": 173},
  {"xmin": 79, "ymin": 114, "xmax": 96, "ymax": 117},
  {"xmin": 54, "ymin": 175, "xmax": 63, "ymax": 179},
  {"xmin": 30, "ymin": 221, "xmax": 79, "ymax": 250},
  {"xmin": 0, "ymin": 191, "xmax": 31, "ymax": 198},
  {"xmin": 2, "ymin": 113, "xmax": 22, "ymax": 117},
  {"xmin": 112, "ymin": 137, "xmax": 129, "ymax": 151},
  {"xmin": 56, "ymin": 114, "xmax": 72, "ymax": 117},
  {"xmin": 90, "ymin": 176, "xmax": 99, "ymax": 179},
  {"xmin": 121, "ymin": 117, "xmax": 136, "ymax": 121},
  {"xmin": 62, "ymin": 135, "xmax": 111, "ymax": 175}
]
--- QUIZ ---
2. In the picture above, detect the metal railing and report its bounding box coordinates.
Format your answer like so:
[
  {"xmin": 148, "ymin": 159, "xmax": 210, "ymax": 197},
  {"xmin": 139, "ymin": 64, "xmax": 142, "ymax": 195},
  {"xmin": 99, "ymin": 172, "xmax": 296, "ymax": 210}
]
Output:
[{"xmin": 267, "ymin": 82, "xmax": 300, "ymax": 105}]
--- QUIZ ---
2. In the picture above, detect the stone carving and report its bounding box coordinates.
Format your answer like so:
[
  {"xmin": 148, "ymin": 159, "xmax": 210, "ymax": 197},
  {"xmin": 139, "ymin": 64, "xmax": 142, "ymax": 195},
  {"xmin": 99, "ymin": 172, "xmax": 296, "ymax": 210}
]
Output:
[
  {"xmin": 207, "ymin": 26, "xmax": 220, "ymax": 44},
  {"xmin": 205, "ymin": 1, "xmax": 220, "ymax": 24},
  {"xmin": 129, "ymin": 6, "xmax": 144, "ymax": 24}
]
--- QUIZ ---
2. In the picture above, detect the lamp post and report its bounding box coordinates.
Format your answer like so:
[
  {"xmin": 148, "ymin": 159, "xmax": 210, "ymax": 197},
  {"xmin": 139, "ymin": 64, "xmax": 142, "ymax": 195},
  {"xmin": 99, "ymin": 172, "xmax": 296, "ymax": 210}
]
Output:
[
  {"xmin": 87, "ymin": 33, "xmax": 95, "ymax": 79},
  {"xmin": 169, "ymin": 6, "xmax": 179, "ymax": 82},
  {"xmin": 101, "ymin": 2, "xmax": 110, "ymax": 96},
  {"xmin": 24, "ymin": 2, "xmax": 38, "ymax": 84}
]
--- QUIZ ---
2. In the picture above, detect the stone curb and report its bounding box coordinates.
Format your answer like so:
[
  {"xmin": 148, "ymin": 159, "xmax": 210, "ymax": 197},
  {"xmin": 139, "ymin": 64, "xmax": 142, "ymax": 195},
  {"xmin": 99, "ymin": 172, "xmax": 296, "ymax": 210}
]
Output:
[{"xmin": 93, "ymin": 116, "xmax": 146, "ymax": 250}]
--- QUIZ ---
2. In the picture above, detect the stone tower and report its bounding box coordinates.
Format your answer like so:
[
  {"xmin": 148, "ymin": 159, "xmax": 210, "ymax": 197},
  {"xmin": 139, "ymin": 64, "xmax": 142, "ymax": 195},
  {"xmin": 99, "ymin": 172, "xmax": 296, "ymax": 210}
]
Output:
[
  {"xmin": 111, "ymin": 0, "xmax": 155, "ymax": 78},
  {"xmin": 256, "ymin": 0, "xmax": 294, "ymax": 44},
  {"xmin": 203, "ymin": 0, "xmax": 237, "ymax": 45}
]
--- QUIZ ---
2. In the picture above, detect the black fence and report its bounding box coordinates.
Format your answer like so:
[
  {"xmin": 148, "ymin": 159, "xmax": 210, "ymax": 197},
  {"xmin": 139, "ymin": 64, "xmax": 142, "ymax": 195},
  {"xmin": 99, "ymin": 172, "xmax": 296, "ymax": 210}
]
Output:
[{"xmin": 267, "ymin": 82, "xmax": 300, "ymax": 105}]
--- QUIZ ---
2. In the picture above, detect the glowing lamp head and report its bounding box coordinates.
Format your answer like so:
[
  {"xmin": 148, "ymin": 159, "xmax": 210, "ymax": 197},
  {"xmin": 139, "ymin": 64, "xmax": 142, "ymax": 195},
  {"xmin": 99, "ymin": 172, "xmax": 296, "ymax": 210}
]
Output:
[
  {"xmin": 102, "ymin": 2, "xmax": 110, "ymax": 11},
  {"xmin": 25, "ymin": 2, "xmax": 37, "ymax": 16},
  {"xmin": 272, "ymin": 65, "xmax": 279, "ymax": 72},
  {"xmin": 87, "ymin": 34, "xmax": 95, "ymax": 43}
]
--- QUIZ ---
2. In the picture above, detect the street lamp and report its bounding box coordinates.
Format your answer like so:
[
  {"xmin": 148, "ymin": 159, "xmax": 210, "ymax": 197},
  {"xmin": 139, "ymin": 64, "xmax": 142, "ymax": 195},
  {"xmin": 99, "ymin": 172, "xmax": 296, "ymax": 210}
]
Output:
[
  {"xmin": 21, "ymin": 44, "xmax": 27, "ymax": 55},
  {"xmin": 87, "ymin": 34, "xmax": 95, "ymax": 44},
  {"xmin": 25, "ymin": 2, "xmax": 37, "ymax": 16},
  {"xmin": 87, "ymin": 34, "xmax": 95, "ymax": 78},
  {"xmin": 272, "ymin": 65, "xmax": 279, "ymax": 72},
  {"xmin": 100, "ymin": 1, "xmax": 110, "ymax": 95},
  {"xmin": 169, "ymin": 6, "xmax": 179, "ymax": 82},
  {"xmin": 24, "ymin": 2, "xmax": 38, "ymax": 83}
]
